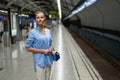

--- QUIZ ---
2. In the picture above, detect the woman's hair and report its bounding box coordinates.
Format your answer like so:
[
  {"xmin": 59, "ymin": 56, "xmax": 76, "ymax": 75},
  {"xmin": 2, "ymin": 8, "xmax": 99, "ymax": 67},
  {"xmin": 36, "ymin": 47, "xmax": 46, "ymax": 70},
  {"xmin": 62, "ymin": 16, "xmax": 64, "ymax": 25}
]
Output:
[{"xmin": 34, "ymin": 11, "xmax": 46, "ymax": 17}]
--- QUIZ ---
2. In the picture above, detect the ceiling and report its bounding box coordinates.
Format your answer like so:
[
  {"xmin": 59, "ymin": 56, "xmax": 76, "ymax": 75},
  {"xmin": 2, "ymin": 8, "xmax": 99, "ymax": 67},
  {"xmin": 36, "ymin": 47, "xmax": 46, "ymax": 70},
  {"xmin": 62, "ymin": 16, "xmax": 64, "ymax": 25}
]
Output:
[{"xmin": 0, "ymin": 0, "xmax": 82, "ymax": 18}]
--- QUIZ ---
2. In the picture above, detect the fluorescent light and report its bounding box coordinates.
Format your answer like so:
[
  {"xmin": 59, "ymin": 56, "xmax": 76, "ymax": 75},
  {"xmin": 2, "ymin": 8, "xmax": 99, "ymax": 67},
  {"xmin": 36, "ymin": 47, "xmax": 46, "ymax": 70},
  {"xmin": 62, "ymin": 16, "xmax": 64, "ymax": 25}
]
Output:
[
  {"xmin": 57, "ymin": 0, "xmax": 62, "ymax": 21},
  {"xmin": 64, "ymin": 0, "xmax": 98, "ymax": 20}
]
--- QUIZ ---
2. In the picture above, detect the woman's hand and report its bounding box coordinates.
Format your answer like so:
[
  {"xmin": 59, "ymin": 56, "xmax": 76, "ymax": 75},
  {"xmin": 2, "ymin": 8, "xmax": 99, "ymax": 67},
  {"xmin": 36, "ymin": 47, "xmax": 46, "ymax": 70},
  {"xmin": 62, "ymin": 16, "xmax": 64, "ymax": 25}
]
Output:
[
  {"xmin": 48, "ymin": 46, "xmax": 54, "ymax": 53},
  {"xmin": 43, "ymin": 49, "xmax": 49, "ymax": 54},
  {"xmin": 43, "ymin": 47, "xmax": 54, "ymax": 54}
]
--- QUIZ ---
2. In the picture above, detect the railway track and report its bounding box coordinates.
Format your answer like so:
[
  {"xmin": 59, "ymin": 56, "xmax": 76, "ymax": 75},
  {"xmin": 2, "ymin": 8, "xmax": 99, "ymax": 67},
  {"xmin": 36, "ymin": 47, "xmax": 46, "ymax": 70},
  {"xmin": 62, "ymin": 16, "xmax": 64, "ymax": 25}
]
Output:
[{"xmin": 67, "ymin": 28, "xmax": 120, "ymax": 80}]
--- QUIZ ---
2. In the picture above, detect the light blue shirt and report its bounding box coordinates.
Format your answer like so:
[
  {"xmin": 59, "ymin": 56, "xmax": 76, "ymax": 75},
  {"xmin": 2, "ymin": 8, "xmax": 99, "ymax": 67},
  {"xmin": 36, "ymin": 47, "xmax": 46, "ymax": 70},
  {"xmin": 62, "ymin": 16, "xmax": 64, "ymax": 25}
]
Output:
[{"xmin": 25, "ymin": 27, "xmax": 53, "ymax": 72}]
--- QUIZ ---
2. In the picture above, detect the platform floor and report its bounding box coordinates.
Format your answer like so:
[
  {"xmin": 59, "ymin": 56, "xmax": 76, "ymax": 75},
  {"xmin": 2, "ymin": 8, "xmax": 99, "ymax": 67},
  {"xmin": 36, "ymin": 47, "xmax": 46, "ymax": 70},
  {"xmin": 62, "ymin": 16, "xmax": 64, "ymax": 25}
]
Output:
[{"xmin": 0, "ymin": 24, "xmax": 119, "ymax": 80}]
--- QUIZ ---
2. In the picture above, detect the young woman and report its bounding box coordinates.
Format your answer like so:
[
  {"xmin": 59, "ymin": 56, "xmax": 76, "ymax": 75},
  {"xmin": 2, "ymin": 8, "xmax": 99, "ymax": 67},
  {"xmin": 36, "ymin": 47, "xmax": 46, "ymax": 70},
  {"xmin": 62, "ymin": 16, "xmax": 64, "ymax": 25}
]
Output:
[{"xmin": 25, "ymin": 11, "xmax": 54, "ymax": 80}]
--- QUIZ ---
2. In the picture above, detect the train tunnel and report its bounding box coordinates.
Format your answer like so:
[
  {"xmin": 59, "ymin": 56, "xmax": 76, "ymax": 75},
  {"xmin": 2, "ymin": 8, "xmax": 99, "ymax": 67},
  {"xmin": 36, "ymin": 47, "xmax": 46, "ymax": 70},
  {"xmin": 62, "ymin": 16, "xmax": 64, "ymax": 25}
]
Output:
[{"xmin": 0, "ymin": 0, "xmax": 120, "ymax": 80}]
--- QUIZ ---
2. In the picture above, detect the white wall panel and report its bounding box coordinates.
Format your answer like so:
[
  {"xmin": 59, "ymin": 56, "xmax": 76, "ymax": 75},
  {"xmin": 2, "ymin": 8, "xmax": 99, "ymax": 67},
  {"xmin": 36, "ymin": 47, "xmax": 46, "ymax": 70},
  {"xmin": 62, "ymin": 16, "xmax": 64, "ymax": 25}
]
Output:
[
  {"xmin": 78, "ymin": 6, "xmax": 103, "ymax": 28},
  {"xmin": 96, "ymin": 0, "xmax": 120, "ymax": 30},
  {"xmin": 78, "ymin": 0, "xmax": 120, "ymax": 31}
]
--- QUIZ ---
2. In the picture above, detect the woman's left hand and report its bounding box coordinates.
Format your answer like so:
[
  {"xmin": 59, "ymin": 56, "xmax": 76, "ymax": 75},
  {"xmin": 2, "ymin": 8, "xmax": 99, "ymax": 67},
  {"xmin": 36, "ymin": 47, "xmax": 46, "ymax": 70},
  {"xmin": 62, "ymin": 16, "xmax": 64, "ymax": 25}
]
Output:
[{"xmin": 48, "ymin": 46, "xmax": 54, "ymax": 53}]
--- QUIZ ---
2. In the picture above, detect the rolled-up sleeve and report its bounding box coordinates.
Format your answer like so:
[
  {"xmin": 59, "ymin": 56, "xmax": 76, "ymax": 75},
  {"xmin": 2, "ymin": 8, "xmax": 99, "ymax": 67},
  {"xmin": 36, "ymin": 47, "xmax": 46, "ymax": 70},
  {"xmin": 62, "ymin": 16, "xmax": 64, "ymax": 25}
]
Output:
[
  {"xmin": 48, "ymin": 29, "xmax": 53, "ymax": 45},
  {"xmin": 25, "ymin": 31, "xmax": 35, "ymax": 49}
]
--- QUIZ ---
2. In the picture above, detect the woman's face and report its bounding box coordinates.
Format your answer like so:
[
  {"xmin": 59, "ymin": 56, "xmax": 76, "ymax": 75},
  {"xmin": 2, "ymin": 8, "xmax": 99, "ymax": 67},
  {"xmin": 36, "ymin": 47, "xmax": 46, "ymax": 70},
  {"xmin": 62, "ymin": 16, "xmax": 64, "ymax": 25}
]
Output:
[{"xmin": 35, "ymin": 12, "xmax": 46, "ymax": 26}]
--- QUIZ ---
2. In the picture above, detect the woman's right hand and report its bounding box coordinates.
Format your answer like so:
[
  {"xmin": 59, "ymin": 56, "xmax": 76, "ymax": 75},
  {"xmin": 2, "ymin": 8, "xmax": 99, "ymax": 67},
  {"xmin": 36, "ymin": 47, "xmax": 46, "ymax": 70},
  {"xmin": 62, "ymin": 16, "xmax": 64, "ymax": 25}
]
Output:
[
  {"xmin": 43, "ymin": 47, "xmax": 54, "ymax": 54},
  {"xmin": 43, "ymin": 49, "xmax": 49, "ymax": 54}
]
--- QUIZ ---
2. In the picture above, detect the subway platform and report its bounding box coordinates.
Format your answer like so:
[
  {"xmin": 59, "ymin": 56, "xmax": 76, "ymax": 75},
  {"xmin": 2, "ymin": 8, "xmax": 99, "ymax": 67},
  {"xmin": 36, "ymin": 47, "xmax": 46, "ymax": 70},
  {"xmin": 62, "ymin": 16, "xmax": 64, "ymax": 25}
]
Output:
[{"xmin": 0, "ymin": 24, "xmax": 120, "ymax": 80}]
